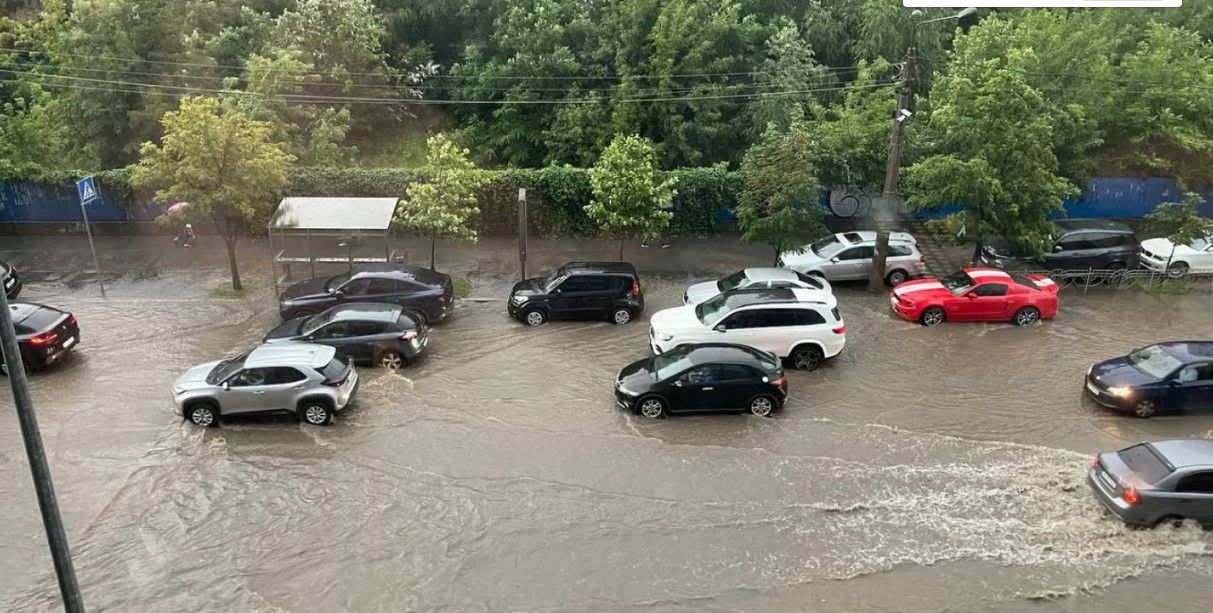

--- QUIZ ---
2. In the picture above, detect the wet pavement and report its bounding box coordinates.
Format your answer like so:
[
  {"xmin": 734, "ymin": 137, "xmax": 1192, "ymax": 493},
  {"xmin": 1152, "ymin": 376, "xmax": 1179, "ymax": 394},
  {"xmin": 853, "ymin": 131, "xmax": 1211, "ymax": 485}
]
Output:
[{"xmin": 2, "ymin": 234, "xmax": 1212, "ymax": 611}]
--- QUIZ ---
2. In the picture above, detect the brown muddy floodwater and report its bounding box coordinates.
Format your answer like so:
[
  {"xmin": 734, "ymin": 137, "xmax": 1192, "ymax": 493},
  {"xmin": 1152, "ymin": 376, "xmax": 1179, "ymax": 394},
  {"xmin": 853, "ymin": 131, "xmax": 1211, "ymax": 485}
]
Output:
[{"xmin": 2, "ymin": 256, "xmax": 1213, "ymax": 612}]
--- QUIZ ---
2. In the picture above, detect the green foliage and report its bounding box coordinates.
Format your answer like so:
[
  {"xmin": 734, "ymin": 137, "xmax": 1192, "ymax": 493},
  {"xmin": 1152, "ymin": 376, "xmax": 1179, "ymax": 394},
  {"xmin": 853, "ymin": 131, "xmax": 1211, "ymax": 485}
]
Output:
[
  {"xmin": 393, "ymin": 134, "xmax": 490, "ymax": 269},
  {"xmin": 669, "ymin": 165, "xmax": 742, "ymax": 237},
  {"xmin": 807, "ymin": 60, "xmax": 894, "ymax": 190},
  {"xmin": 0, "ymin": 87, "xmax": 72, "ymax": 180},
  {"xmin": 451, "ymin": 276, "xmax": 472, "ymax": 299},
  {"xmin": 585, "ymin": 135, "xmax": 677, "ymax": 250},
  {"xmin": 132, "ymin": 96, "xmax": 294, "ymax": 290},
  {"xmin": 737, "ymin": 120, "xmax": 828, "ymax": 261}
]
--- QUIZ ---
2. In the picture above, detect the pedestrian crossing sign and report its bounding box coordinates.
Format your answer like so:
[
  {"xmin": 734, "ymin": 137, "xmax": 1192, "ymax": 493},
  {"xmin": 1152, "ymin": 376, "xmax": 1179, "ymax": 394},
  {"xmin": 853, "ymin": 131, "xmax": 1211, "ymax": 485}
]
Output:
[{"xmin": 77, "ymin": 176, "xmax": 98, "ymax": 205}]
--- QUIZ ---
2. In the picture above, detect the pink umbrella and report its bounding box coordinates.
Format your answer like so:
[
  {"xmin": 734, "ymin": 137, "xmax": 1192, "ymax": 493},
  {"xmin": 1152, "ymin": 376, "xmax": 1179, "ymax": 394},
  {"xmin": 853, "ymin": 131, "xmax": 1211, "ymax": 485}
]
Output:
[{"xmin": 165, "ymin": 201, "xmax": 191, "ymax": 215}]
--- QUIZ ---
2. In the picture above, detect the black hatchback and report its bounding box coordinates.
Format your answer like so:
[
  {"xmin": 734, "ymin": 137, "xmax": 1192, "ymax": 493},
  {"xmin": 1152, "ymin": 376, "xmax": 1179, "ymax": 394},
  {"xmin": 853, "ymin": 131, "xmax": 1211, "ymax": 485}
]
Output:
[
  {"xmin": 263, "ymin": 302, "xmax": 428, "ymax": 370},
  {"xmin": 1, "ymin": 302, "xmax": 80, "ymax": 375},
  {"xmin": 278, "ymin": 264, "xmax": 454, "ymax": 323},
  {"xmin": 508, "ymin": 261, "xmax": 644, "ymax": 326},
  {"xmin": 615, "ymin": 343, "xmax": 787, "ymax": 418}
]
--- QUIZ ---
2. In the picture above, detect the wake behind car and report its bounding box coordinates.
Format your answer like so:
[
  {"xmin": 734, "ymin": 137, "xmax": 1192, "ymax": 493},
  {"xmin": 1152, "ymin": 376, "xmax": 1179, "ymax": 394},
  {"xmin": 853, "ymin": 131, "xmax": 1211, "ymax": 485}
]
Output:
[
  {"xmin": 173, "ymin": 343, "xmax": 358, "ymax": 427},
  {"xmin": 508, "ymin": 261, "xmax": 643, "ymax": 326},
  {"xmin": 2, "ymin": 259, "xmax": 21, "ymax": 299},
  {"xmin": 615, "ymin": 343, "xmax": 787, "ymax": 418},
  {"xmin": 890, "ymin": 268, "xmax": 1059, "ymax": 327},
  {"xmin": 649, "ymin": 287, "xmax": 843, "ymax": 371},
  {"xmin": 683, "ymin": 267, "xmax": 832, "ymax": 305},
  {"xmin": 1085, "ymin": 342, "xmax": 1213, "ymax": 418},
  {"xmin": 278, "ymin": 264, "xmax": 453, "ymax": 323},
  {"xmin": 0, "ymin": 302, "xmax": 79, "ymax": 375},
  {"xmin": 263, "ymin": 302, "xmax": 428, "ymax": 370},
  {"xmin": 1088, "ymin": 439, "xmax": 1213, "ymax": 527},
  {"xmin": 979, "ymin": 218, "xmax": 1140, "ymax": 272},
  {"xmin": 778, "ymin": 231, "xmax": 926, "ymax": 286}
]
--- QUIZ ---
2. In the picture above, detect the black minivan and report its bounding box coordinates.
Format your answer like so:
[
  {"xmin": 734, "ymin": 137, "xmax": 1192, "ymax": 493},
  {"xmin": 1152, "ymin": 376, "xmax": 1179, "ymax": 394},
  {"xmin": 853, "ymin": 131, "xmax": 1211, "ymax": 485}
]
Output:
[
  {"xmin": 980, "ymin": 219, "xmax": 1140, "ymax": 272},
  {"xmin": 509, "ymin": 262, "xmax": 644, "ymax": 326}
]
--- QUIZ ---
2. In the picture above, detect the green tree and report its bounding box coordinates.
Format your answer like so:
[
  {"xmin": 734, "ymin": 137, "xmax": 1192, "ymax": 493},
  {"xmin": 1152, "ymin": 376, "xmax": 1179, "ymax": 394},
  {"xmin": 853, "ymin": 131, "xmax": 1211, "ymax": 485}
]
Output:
[
  {"xmin": 1145, "ymin": 192, "xmax": 1213, "ymax": 275},
  {"xmin": 807, "ymin": 60, "xmax": 894, "ymax": 190},
  {"xmin": 393, "ymin": 134, "xmax": 489, "ymax": 271},
  {"xmin": 132, "ymin": 96, "xmax": 294, "ymax": 291},
  {"xmin": 904, "ymin": 50, "xmax": 1077, "ymax": 261},
  {"xmin": 747, "ymin": 18, "xmax": 834, "ymax": 137},
  {"xmin": 737, "ymin": 120, "xmax": 828, "ymax": 265},
  {"xmin": 585, "ymin": 135, "xmax": 677, "ymax": 260},
  {"xmin": 0, "ymin": 87, "xmax": 73, "ymax": 180}
]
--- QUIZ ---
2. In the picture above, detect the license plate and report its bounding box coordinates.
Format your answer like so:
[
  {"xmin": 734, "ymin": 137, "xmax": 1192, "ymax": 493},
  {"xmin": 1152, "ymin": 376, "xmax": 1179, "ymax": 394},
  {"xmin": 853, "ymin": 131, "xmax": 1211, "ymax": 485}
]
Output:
[
  {"xmin": 1099, "ymin": 471, "xmax": 1117, "ymax": 491},
  {"xmin": 62, "ymin": 336, "xmax": 77, "ymax": 349}
]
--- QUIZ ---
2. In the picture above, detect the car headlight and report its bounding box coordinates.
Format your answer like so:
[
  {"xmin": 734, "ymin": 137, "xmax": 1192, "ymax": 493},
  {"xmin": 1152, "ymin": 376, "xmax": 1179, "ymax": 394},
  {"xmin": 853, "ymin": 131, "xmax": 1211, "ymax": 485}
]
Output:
[
  {"xmin": 617, "ymin": 386, "xmax": 640, "ymax": 397},
  {"xmin": 658, "ymin": 333, "xmax": 673, "ymax": 342},
  {"xmin": 1107, "ymin": 386, "xmax": 1134, "ymax": 398},
  {"xmin": 512, "ymin": 295, "xmax": 528, "ymax": 304},
  {"xmin": 172, "ymin": 386, "xmax": 185, "ymax": 396}
]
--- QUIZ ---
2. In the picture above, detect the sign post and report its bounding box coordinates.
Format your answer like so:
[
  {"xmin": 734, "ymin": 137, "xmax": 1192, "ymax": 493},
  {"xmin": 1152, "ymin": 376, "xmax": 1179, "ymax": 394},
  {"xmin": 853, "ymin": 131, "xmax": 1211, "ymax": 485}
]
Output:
[
  {"xmin": 517, "ymin": 188, "xmax": 528, "ymax": 280},
  {"xmin": 76, "ymin": 176, "xmax": 106, "ymax": 298}
]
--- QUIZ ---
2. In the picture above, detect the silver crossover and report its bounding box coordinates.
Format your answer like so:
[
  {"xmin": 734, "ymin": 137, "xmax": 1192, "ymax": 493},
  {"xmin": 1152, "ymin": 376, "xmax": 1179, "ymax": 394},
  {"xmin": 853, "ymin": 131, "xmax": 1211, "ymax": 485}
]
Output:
[
  {"xmin": 173, "ymin": 343, "xmax": 359, "ymax": 427},
  {"xmin": 1088, "ymin": 439, "xmax": 1213, "ymax": 527},
  {"xmin": 777, "ymin": 231, "xmax": 926, "ymax": 286}
]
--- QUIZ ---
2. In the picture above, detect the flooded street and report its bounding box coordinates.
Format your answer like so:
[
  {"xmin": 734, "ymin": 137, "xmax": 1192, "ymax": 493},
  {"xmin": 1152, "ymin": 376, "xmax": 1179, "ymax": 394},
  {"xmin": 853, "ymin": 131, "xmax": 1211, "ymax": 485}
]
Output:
[{"xmin": 2, "ymin": 236, "xmax": 1212, "ymax": 611}]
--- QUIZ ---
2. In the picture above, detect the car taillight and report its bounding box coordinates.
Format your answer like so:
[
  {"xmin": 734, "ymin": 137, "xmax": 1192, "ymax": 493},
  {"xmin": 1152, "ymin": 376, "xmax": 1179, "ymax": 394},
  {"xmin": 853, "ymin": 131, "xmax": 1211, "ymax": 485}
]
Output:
[
  {"xmin": 919, "ymin": 255, "xmax": 926, "ymax": 264},
  {"xmin": 832, "ymin": 325, "xmax": 846, "ymax": 335},
  {"xmin": 771, "ymin": 377, "xmax": 786, "ymax": 387},
  {"xmin": 631, "ymin": 279, "xmax": 641, "ymax": 298},
  {"xmin": 1122, "ymin": 484, "xmax": 1141, "ymax": 505},
  {"xmin": 401, "ymin": 331, "xmax": 419, "ymax": 341},
  {"xmin": 68, "ymin": 315, "xmax": 78, "ymax": 326},
  {"xmin": 29, "ymin": 332, "xmax": 58, "ymax": 346},
  {"xmin": 1092, "ymin": 455, "xmax": 1101, "ymax": 469},
  {"xmin": 324, "ymin": 373, "xmax": 349, "ymax": 388}
]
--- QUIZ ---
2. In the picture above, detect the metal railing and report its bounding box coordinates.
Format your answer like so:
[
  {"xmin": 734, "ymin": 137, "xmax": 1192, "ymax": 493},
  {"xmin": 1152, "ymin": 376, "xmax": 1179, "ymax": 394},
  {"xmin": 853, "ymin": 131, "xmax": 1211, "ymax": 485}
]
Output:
[{"xmin": 1025, "ymin": 268, "xmax": 1213, "ymax": 293}]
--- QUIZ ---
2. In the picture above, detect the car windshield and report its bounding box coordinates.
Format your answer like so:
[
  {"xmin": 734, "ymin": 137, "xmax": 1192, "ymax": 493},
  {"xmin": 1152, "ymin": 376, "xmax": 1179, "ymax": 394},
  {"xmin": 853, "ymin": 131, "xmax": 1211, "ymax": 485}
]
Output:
[
  {"xmin": 206, "ymin": 353, "xmax": 248, "ymax": 384},
  {"xmin": 811, "ymin": 235, "xmax": 846, "ymax": 259},
  {"xmin": 1127, "ymin": 345, "xmax": 1183, "ymax": 379},
  {"xmin": 940, "ymin": 271, "xmax": 976, "ymax": 295},
  {"xmin": 695, "ymin": 293, "xmax": 731, "ymax": 325},
  {"xmin": 542, "ymin": 269, "xmax": 566, "ymax": 291},
  {"xmin": 652, "ymin": 347, "xmax": 693, "ymax": 379},
  {"xmin": 324, "ymin": 272, "xmax": 352, "ymax": 292},
  {"xmin": 300, "ymin": 310, "xmax": 335, "ymax": 335},
  {"xmin": 1189, "ymin": 238, "xmax": 1211, "ymax": 250},
  {"xmin": 717, "ymin": 270, "xmax": 748, "ymax": 292}
]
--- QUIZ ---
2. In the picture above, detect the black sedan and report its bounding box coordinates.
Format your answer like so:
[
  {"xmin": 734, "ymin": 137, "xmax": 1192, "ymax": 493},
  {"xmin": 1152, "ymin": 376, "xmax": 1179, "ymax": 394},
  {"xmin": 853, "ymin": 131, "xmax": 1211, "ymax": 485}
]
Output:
[
  {"xmin": 2, "ymin": 259, "xmax": 21, "ymax": 299},
  {"xmin": 278, "ymin": 264, "xmax": 454, "ymax": 323},
  {"xmin": 615, "ymin": 343, "xmax": 787, "ymax": 418},
  {"xmin": 1085, "ymin": 342, "xmax": 1213, "ymax": 417},
  {"xmin": 1, "ymin": 302, "xmax": 79, "ymax": 375},
  {"xmin": 263, "ymin": 302, "xmax": 428, "ymax": 369}
]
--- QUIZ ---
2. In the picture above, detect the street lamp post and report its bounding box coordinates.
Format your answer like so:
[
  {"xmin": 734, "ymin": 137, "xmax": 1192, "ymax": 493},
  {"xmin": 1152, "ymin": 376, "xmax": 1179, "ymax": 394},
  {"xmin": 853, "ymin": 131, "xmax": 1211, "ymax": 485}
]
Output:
[{"xmin": 867, "ymin": 7, "xmax": 976, "ymax": 292}]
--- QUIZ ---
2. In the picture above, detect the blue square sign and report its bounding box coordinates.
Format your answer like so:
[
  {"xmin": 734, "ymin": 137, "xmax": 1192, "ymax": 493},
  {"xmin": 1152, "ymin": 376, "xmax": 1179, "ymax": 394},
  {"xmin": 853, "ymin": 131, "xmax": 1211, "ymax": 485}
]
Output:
[{"xmin": 77, "ymin": 176, "xmax": 98, "ymax": 205}]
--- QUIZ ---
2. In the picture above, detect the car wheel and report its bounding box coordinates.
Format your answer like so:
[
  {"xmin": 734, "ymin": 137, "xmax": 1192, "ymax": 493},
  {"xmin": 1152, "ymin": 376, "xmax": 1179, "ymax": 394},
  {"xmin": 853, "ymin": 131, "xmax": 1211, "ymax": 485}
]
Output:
[
  {"xmin": 187, "ymin": 402, "xmax": 218, "ymax": 428},
  {"xmin": 378, "ymin": 350, "xmax": 405, "ymax": 370},
  {"xmin": 920, "ymin": 307, "xmax": 946, "ymax": 327},
  {"xmin": 611, "ymin": 307, "xmax": 633, "ymax": 325},
  {"xmin": 748, "ymin": 395, "xmax": 777, "ymax": 417},
  {"xmin": 1167, "ymin": 262, "xmax": 1190, "ymax": 278},
  {"xmin": 637, "ymin": 396, "xmax": 666, "ymax": 419},
  {"xmin": 1134, "ymin": 400, "xmax": 1156, "ymax": 419},
  {"xmin": 524, "ymin": 309, "xmax": 547, "ymax": 326},
  {"xmin": 299, "ymin": 400, "xmax": 333, "ymax": 426},
  {"xmin": 1013, "ymin": 306, "xmax": 1040, "ymax": 327},
  {"xmin": 791, "ymin": 345, "xmax": 824, "ymax": 371},
  {"xmin": 885, "ymin": 269, "xmax": 909, "ymax": 286}
]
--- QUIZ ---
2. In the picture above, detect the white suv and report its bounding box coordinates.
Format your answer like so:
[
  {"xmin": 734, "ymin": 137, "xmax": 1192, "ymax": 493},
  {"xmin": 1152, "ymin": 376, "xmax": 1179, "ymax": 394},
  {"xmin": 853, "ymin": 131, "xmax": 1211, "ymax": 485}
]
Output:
[
  {"xmin": 648, "ymin": 288, "xmax": 846, "ymax": 371},
  {"xmin": 778, "ymin": 231, "xmax": 926, "ymax": 286}
]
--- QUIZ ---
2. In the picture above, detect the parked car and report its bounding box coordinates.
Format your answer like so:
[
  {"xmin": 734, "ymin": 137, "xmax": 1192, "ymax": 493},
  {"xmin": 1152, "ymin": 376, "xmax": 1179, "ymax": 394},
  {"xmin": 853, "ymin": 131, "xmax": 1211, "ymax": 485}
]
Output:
[
  {"xmin": 979, "ymin": 219, "xmax": 1140, "ymax": 272},
  {"xmin": 263, "ymin": 303, "xmax": 428, "ymax": 370},
  {"xmin": 1088, "ymin": 439, "xmax": 1213, "ymax": 527},
  {"xmin": 0, "ymin": 302, "xmax": 79, "ymax": 375},
  {"xmin": 277, "ymin": 264, "xmax": 454, "ymax": 323},
  {"xmin": 2, "ymin": 259, "xmax": 21, "ymax": 299},
  {"xmin": 1139, "ymin": 236, "xmax": 1213, "ymax": 276},
  {"xmin": 508, "ymin": 261, "xmax": 643, "ymax": 326},
  {"xmin": 648, "ymin": 288, "xmax": 844, "ymax": 371},
  {"xmin": 777, "ymin": 231, "xmax": 926, "ymax": 286},
  {"xmin": 1085, "ymin": 342, "xmax": 1213, "ymax": 418},
  {"xmin": 683, "ymin": 267, "xmax": 832, "ymax": 306},
  {"xmin": 615, "ymin": 343, "xmax": 787, "ymax": 418},
  {"xmin": 173, "ymin": 343, "xmax": 358, "ymax": 427},
  {"xmin": 890, "ymin": 268, "xmax": 1059, "ymax": 327}
]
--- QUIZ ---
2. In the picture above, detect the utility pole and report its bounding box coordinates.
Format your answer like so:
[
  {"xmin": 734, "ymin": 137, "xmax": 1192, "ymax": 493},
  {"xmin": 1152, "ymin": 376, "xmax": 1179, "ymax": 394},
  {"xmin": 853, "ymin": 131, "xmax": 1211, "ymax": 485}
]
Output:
[
  {"xmin": 0, "ymin": 279, "xmax": 85, "ymax": 613},
  {"xmin": 868, "ymin": 47, "xmax": 916, "ymax": 292}
]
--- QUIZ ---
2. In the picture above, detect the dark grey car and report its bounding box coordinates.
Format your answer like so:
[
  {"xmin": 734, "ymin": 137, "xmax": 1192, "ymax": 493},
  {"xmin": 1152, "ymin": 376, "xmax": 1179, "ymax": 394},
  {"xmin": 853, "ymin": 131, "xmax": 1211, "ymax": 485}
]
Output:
[
  {"xmin": 981, "ymin": 219, "xmax": 1140, "ymax": 272},
  {"xmin": 1088, "ymin": 439, "xmax": 1213, "ymax": 527},
  {"xmin": 263, "ymin": 302, "xmax": 428, "ymax": 370}
]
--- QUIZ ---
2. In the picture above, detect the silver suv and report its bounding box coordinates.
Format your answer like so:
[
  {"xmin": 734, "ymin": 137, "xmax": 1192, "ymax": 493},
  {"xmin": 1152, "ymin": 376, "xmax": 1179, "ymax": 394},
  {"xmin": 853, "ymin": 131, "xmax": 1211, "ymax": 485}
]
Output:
[
  {"xmin": 778, "ymin": 231, "xmax": 926, "ymax": 286},
  {"xmin": 173, "ymin": 343, "xmax": 359, "ymax": 427}
]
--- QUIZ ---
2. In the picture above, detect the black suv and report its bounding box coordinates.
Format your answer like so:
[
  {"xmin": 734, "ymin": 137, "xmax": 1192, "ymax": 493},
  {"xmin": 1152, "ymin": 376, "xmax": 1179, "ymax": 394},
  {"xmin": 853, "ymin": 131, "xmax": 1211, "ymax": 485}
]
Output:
[
  {"xmin": 509, "ymin": 262, "xmax": 644, "ymax": 326},
  {"xmin": 278, "ymin": 264, "xmax": 454, "ymax": 323},
  {"xmin": 980, "ymin": 219, "xmax": 1140, "ymax": 271}
]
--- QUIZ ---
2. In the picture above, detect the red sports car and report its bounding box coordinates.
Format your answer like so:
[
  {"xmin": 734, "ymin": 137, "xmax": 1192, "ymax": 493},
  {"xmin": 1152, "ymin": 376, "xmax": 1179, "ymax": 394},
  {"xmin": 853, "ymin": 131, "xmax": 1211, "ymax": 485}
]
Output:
[{"xmin": 890, "ymin": 267, "xmax": 1060, "ymax": 326}]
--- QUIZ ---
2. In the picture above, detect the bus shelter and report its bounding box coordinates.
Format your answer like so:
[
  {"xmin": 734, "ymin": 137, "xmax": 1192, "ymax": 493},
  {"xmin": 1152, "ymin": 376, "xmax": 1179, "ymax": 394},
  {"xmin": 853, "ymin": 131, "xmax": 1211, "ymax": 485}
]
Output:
[{"xmin": 268, "ymin": 197, "xmax": 401, "ymax": 293}]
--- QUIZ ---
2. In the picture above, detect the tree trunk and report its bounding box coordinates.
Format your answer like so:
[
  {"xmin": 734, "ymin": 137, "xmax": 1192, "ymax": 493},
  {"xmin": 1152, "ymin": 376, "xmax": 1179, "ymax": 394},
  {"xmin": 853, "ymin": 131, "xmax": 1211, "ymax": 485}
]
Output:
[
  {"xmin": 772, "ymin": 243, "xmax": 781, "ymax": 267},
  {"xmin": 970, "ymin": 241, "xmax": 984, "ymax": 266},
  {"xmin": 224, "ymin": 235, "xmax": 242, "ymax": 292},
  {"xmin": 867, "ymin": 229, "xmax": 889, "ymax": 292},
  {"xmin": 430, "ymin": 237, "xmax": 437, "ymax": 271},
  {"xmin": 618, "ymin": 238, "xmax": 625, "ymax": 262},
  {"xmin": 1166, "ymin": 245, "xmax": 1176, "ymax": 274}
]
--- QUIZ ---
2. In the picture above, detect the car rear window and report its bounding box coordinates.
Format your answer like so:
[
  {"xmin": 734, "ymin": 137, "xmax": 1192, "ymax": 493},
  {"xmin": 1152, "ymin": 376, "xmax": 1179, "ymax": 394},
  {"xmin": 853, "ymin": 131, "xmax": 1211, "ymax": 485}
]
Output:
[
  {"xmin": 412, "ymin": 269, "xmax": 447, "ymax": 285},
  {"xmin": 793, "ymin": 271, "xmax": 823, "ymax": 289},
  {"xmin": 320, "ymin": 357, "xmax": 350, "ymax": 382},
  {"xmin": 1118, "ymin": 444, "xmax": 1174, "ymax": 484},
  {"xmin": 20, "ymin": 307, "xmax": 64, "ymax": 331}
]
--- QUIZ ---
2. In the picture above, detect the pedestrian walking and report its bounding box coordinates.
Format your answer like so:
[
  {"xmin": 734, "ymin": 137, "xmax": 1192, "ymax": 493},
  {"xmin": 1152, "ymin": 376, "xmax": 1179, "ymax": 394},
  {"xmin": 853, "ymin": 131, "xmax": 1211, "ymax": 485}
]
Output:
[{"xmin": 174, "ymin": 223, "xmax": 196, "ymax": 248}]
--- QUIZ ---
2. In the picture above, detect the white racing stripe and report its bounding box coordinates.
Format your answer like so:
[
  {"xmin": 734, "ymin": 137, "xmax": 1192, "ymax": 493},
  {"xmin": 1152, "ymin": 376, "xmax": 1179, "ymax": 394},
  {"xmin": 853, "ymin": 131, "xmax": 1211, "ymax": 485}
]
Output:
[
  {"xmin": 967, "ymin": 269, "xmax": 1011, "ymax": 280},
  {"xmin": 894, "ymin": 282, "xmax": 945, "ymax": 295}
]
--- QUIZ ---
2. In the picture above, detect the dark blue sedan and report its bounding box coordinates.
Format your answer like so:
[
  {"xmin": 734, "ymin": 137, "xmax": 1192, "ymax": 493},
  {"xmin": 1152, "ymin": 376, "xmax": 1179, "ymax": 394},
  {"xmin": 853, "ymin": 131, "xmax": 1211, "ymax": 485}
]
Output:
[{"xmin": 1085, "ymin": 342, "xmax": 1213, "ymax": 418}]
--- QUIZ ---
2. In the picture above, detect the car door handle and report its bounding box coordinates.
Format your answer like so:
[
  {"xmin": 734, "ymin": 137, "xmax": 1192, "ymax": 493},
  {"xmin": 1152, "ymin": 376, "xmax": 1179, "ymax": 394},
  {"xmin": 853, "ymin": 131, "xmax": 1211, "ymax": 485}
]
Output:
[
  {"xmin": 702, "ymin": 387, "xmax": 714, "ymax": 391},
  {"xmin": 253, "ymin": 391, "xmax": 266, "ymax": 395}
]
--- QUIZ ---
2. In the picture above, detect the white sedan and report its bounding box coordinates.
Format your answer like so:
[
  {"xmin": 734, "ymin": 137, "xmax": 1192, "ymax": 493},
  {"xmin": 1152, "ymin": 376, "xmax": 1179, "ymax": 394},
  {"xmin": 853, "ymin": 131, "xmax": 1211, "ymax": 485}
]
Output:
[
  {"xmin": 1139, "ymin": 237, "xmax": 1213, "ymax": 275},
  {"xmin": 683, "ymin": 267, "xmax": 832, "ymax": 305}
]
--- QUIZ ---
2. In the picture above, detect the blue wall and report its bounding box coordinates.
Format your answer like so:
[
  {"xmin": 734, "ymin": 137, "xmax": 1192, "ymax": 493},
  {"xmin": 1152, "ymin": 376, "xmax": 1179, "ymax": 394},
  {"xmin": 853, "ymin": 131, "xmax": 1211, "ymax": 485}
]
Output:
[
  {"xmin": 911, "ymin": 177, "xmax": 1213, "ymax": 220},
  {"xmin": 0, "ymin": 181, "xmax": 153, "ymax": 223}
]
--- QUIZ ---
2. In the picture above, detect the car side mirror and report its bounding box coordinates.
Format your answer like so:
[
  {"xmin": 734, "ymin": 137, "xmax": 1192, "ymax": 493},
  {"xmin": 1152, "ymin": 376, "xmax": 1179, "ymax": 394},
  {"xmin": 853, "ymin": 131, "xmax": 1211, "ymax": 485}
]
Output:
[
  {"xmin": 713, "ymin": 324, "xmax": 726, "ymax": 332},
  {"xmin": 1168, "ymin": 379, "xmax": 1182, "ymax": 387},
  {"xmin": 1052, "ymin": 245, "xmax": 1064, "ymax": 253},
  {"xmin": 966, "ymin": 293, "xmax": 977, "ymax": 299},
  {"xmin": 830, "ymin": 257, "xmax": 840, "ymax": 263},
  {"xmin": 222, "ymin": 381, "xmax": 230, "ymax": 390},
  {"xmin": 673, "ymin": 380, "xmax": 683, "ymax": 387},
  {"xmin": 332, "ymin": 290, "xmax": 344, "ymax": 298}
]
